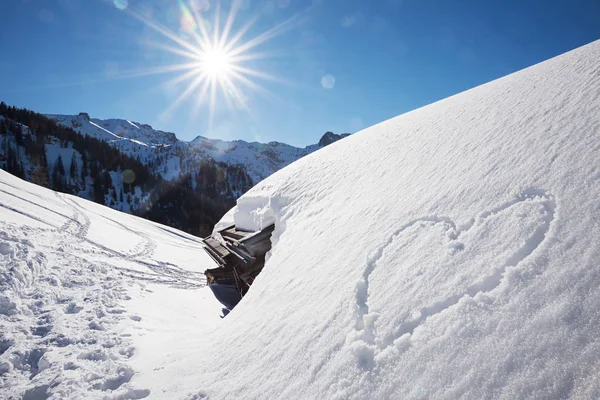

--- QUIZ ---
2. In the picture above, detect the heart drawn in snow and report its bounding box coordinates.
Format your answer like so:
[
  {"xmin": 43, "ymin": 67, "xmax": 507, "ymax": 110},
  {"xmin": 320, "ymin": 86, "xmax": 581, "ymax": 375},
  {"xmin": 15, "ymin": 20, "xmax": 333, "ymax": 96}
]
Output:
[{"xmin": 352, "ymin": 189, "xmax": 556, "ymax": 356}]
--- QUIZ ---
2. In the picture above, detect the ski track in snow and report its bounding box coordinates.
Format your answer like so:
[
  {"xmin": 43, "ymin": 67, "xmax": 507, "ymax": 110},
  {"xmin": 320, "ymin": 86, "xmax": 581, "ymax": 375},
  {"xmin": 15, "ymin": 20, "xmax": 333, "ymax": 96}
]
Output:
[
  {"xmin": 56, "ymin": 193, "xmax": 205, "ymax": 288},
  {"xmin": 351, "ymin": 189, "xmax": 556, "ymax": 367},
  {"xmin": 0, "ymin": 188, "xmax": 72, "ymax": 222},
  {"xmin": 0, "ymin": 177, "xmax": 206, "ymax": 399},
  {"xmin": 56, "ymin": 195, "xmax": 204, "ymax": 289}
]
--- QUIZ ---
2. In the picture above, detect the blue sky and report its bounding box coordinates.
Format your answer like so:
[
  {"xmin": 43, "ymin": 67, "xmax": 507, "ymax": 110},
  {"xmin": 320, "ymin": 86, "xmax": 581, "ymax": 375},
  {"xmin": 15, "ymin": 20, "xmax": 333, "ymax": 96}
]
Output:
[{"xmin": 1, "ymin": 0, "xmax": 599, "ymax": 146}]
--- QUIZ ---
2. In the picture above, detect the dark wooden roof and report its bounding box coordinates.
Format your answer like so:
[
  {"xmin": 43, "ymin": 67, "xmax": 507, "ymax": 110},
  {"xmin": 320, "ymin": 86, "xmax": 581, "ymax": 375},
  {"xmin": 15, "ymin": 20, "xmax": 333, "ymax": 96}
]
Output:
[
  {"xmin": 202, "ymin": 223, "xmax": 275, "ymax": 291},
  {"xmin": 202, "ymin": 223, "xmax": 275, "ymax": 267}
]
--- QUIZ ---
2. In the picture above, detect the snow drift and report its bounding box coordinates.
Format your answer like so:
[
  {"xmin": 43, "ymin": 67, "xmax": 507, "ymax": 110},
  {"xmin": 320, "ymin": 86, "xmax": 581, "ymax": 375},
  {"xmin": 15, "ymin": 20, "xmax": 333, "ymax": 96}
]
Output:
[
  {"xmin": 2, "ymin": 39, "xmax": 600, "ymax": 399},
  {"xmin": 173, "ymin": 40, "xmax": 600, "ymax": 398}
]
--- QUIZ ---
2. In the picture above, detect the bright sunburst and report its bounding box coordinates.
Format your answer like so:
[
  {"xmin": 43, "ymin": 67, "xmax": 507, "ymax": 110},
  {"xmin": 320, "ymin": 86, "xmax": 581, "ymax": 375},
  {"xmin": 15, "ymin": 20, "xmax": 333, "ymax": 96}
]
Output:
[
  {"xmin": 120, "ymin": 0, "xmax": 304, "ymax": 129},
  {"xmin": 199, "ymin": 47, "xmax": 232, "ymax": 78}
]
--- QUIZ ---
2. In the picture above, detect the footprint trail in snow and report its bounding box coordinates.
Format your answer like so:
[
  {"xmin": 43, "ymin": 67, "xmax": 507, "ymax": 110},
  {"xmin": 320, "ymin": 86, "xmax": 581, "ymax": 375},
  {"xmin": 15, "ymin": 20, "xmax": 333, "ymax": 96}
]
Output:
[{"xmin": 0, "ymin": 176, "xmax": 207, "ymax": 399}]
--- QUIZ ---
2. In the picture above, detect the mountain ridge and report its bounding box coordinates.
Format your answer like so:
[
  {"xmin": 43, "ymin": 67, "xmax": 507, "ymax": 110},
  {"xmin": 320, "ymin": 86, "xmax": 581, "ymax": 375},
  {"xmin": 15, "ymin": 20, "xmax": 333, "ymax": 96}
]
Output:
[
  {"xmin": 46, "ymin": 112, "xmax": 350, "ymax": 184},
  {"xmin": 0, "ymin": 104, "xmax": 254, "ymax": 237}
]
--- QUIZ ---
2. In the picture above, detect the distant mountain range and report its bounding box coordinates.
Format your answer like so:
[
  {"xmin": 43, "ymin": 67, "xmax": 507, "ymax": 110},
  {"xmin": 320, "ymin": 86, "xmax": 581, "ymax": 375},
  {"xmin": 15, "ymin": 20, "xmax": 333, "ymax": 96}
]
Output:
[
  {"xmin": 47, "ymin": 112, "xmax": 349, "ymax": 184},
  {"xmin": 0, "ymin": 104, "xmax": 349, "ymax": 236}
]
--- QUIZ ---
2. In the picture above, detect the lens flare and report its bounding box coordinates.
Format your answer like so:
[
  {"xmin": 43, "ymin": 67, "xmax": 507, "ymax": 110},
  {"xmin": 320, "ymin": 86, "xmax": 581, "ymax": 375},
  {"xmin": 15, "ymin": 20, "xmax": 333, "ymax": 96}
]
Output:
[
  {"xmin": 123, "ymin": 170, "xmax": 136, "ymax": 184},
  {"xmin": 321, "ymin": 74, "xmax": 335, "ymax": 89},
  {"xmin": 114, "ymin": 0, "xmax": 128, "ymax": 11},
  {"xmin": 179, "ymin": 0, "xmax": 197, "ymax": 33}
]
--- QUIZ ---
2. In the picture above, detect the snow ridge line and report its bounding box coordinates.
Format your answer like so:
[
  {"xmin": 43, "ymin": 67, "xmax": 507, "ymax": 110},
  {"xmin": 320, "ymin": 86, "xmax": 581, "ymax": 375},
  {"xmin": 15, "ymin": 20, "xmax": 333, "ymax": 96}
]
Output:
[
  {"xmin": 0, "ymin": 186, "xmax": 72, "ymax": 221},
  {"xmin": 353, "ymin": 189, "xmax": 556, "ymax": 355},
  {"xmin": 0, "ymin": 203, "xmax": 55, "ymax": 228},
  {"xmin": 0, "ymin": 180, "xmax": 49, "ymax": 200}
]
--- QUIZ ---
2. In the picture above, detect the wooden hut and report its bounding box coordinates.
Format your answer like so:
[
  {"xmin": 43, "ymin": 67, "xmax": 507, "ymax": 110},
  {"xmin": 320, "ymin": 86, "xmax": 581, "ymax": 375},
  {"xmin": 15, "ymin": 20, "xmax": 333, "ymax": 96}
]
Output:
[{"xmin": 203, "ymin": 224, "xmax": 275, "ymax": 301}]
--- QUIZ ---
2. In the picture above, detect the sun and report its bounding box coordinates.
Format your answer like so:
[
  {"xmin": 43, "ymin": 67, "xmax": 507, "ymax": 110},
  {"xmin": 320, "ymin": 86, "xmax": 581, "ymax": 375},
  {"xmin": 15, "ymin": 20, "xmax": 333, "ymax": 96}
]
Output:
[
  {"xmin": 118, "ymin": 0, "xmax": 306, "ymax": 130},
  {"xmin": 198, "ymin": 47, "xmax": 232, "ymax": 78}
]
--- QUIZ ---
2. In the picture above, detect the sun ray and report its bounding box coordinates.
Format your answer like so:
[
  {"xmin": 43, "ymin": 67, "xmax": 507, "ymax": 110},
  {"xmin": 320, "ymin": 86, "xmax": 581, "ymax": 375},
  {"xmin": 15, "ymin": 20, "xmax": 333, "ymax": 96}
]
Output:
[
  {"xmin": 227, "ymin": 69, "xmax": 289, "ymax": 105},
  {"xmin": 176, "ymin": 0, "xmax": 208, "ymax": 52},
  {"xmin": 144, "ymin": 41, "xmax": 201, "ymax": 60},
  {"xmin": 128, "ymin": 8, "xmax": 201, "ymax": 58},
  {"xmin": 115, "ymin": 62, "xmax": 201, "ymax": 79},
  {"xmin": 219, "ymin": 0, "xmax": 242, "ymax": 50},
  {"xmin": 220, "ymin": 73, "xmax": 248, "ymax": 110},
  {"xmin": 159, "ymin": 68, "xmax": 204, "ymax": 92},
  {"xmin": 212, "ymin": 2, "xmax": 221, "ymax": 52},
  {"xmin": 188, "ymin": 2, "xmax": 213, "ymax": 51},
  {"xmin": 209, "ymin": 76, "xmax": 218, "ymax": 131},
  {"xmin": 31, "ymin": 62, "xmax": 201, "ymax": 91},
  {"xmin": 157, "ymin": 72, "xmax": 207, "ymax": 123},
  {"xmin": 221, "ymin": 13, "xmax": 262, "ymax": 55},
  {"xmin": 229, "ymin": 50, "xmax": 289, "ymax": 63},
  {"xmin": 229, "ymin": 65, "xmax": 298, "ymax": 86},
  {"xmin": 196, "ymin": 78, "xmax": 212, "ymax": 107},
  {"xmin": 226, "ymin": 12, "xmax": 303, "ymax": 57},
  {"xmin": 114, "ymin": 0, "xmax": 310, "ymax": 134}
]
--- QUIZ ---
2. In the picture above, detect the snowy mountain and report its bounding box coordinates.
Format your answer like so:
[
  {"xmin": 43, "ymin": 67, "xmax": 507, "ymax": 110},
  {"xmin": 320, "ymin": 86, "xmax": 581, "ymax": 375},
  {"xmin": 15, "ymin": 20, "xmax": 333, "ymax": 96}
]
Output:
[
  {"xmin": 0, "ymin": 107, "xmax": 256, "ymax": 237},
  {"xmin": 47, "ymin": 112, "xmax": 178, "ymax": 147},
  {"xmin": 2, "ymin": 39, "xmax": 600, "ymax": 399},
  {"xmin": 46, "ymin": 112, "xmax": 349, "ymax": 184}
]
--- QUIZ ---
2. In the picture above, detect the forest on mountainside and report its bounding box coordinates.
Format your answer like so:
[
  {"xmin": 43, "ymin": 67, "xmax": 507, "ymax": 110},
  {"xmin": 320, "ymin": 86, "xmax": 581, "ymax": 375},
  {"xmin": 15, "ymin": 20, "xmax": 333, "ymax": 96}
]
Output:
[{"xmin": 0, "ymin": 102, "xmax": 254, "ymax": 236}]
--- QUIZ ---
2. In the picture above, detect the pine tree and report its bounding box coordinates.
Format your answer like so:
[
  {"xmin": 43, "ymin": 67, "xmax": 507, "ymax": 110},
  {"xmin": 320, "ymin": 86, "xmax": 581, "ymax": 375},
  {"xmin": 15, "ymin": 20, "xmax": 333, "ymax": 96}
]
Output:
[
  {"xmin": 5, "ymin": 144, "xmax": 24, "ymax": 178},
  {"xmin": 52, "ymin": 155, "xmax": 66, "ymax": 191},
  {"xmin": 80, "ymin": 151, "xmax": 87, "ymax": 183},
  {"xmin": 13, "ymin": 124, "xmax": 24, "ymax": 146},
  {"xmin": 32, "ymin": 165, "xmax": 49, "ymax": 187},
  {"xmin": 90, "ymin": 161, "xmax": 99, "ymax": 179},
  {"xmin": 69, "ymin": 155, "xmax": 78, "ymax": 186},
  {"xmin": 103, "ymin": 171, "xmax": 112, "ymax": 195},
  {"xmin": 92, "ymin": 177, "xmax": 105, "ymax": 204}
]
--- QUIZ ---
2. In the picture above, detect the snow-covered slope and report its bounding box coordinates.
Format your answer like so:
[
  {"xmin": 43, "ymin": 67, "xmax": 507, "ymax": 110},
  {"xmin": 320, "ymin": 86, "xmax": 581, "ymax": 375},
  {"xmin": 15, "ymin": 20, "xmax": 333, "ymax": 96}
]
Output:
[
  {"xmin": 189, "ymin": 136, "xmax": 317, "ymax": 184},
  {"xmin": 47, "ymin": 113, "xmax": 177, "ymax": 148},
  {"xmin": 4, "ymin": 38, "xmax": 600, "ymax": 399},
  {"xmin": 0, "ymin": 170, "xmax": 222, "ymax": 399},
  {"xmin": 47, "ymin": 112, "xmax": 347, "ymax": 184},
  {"xmin": 158, "ymin": 40, "xmax": 599, "ymax": 398}
]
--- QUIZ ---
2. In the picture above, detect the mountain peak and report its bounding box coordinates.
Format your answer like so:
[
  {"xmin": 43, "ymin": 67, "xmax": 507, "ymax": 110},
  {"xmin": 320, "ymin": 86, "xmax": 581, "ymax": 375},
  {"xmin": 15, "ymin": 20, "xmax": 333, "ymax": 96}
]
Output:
[
  {"xmin": 47, "ymin": 113, "xmax": 354, "ymax": 183},
  {"xmin": 318, "ymin": 131, "xmax": 350, "ymax": 147}
]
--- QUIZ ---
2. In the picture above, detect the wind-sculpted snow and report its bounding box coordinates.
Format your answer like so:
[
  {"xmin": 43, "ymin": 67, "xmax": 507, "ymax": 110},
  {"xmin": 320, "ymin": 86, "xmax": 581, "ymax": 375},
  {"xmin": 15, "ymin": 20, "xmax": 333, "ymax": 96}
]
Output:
[
  {"xmin": 177, "ymin": 40, "xmax": 600, "ymax": 399},
  {"xmin": 0, "ymin": 171, "xmax": 220, "ymax": 399}
]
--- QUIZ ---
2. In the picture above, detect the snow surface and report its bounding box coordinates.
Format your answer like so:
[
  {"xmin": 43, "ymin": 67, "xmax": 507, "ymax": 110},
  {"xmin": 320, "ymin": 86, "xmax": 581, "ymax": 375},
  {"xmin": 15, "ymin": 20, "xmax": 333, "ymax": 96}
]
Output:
[
  {"xmin": 201, "ymin": 39, "xmax": 600, "ymax": 399},
  {"xmin": 0, "ymin": 171, "xmax": 222, "ymax": 399},
  {"xmin": 2, "ymin": 39, "xmax": 600, "ymax": 399}
]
